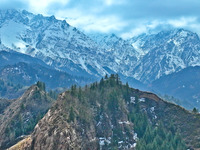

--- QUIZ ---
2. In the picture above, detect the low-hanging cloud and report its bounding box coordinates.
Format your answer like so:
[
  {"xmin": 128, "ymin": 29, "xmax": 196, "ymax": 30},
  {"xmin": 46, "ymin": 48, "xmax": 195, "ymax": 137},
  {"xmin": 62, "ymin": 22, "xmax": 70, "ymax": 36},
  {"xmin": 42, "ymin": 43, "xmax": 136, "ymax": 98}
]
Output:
[{"xmin": 0, "ymin": 0, "xmax": 200, "ymax": 38}]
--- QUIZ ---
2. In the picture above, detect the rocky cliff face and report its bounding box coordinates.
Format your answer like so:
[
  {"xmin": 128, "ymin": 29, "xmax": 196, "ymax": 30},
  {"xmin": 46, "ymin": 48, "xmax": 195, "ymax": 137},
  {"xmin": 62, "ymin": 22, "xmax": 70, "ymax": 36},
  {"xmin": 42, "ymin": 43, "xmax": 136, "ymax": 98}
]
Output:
[
  {"xmin": 28, "ymin": 87, "xmax": 136, "ymax": 149},
  {"xmin": 89, "ymin": 33, "xmax": 139, "ymax": 76}
]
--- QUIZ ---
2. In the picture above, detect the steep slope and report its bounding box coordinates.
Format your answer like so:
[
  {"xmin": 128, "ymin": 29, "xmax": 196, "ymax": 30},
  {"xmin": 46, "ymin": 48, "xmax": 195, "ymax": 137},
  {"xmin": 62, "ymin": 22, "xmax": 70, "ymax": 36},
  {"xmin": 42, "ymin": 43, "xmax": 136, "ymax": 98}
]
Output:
[
  {"xmin": 0, "ymin": 9, "xmax": 107, "ymax": 77},
  {"xmin": 29, "ymin": 84, "xmax": 136, "ymax": 149},
  {"xmin": 0, "ymin": 9, "xmax": 140, "ymax": 79},
  {"xmin": 89, "ymin": 33, "xmax": 139, "ymax": 76},
  {"xmin": 151, "ymin": 66, "xmax": 200, "ymax": 110},
  {"xmin": 0, "ymin": 82, "xmax": 54, "ymax": 149},
  {"xmin": 0, "ymin": 98, "xmax": 13, "ymax": 114},
  {"xmin": 10, "ymin": 75, "xmax": 200, "ymax": 150},
  {"xmin": 130, "ymin": 29, "xmax": 200, "ymax": 83}
]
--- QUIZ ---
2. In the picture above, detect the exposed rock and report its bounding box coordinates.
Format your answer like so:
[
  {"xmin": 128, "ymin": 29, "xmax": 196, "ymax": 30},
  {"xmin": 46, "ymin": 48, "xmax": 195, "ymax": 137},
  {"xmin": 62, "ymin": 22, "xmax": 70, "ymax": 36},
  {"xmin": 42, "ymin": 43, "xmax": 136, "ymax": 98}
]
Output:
[{"xmin": 0, "ymin": 83, "xmax": 54, "ymax": 149}]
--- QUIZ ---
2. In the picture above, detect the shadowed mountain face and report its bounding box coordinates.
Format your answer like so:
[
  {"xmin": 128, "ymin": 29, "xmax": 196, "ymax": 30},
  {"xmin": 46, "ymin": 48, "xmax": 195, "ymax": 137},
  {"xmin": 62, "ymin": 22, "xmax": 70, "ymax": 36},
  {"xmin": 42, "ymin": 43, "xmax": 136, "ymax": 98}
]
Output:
[
  {"xmin": 0, "ymin": 62, "xmax": 92, "ymax": 89},
  {"xmin": 8, "ymin": 76, "xmax": 200, "ymax": 150},
  {"xmin": 0, "ymin": 50, "xmax": 94, "ymax": 99},
  {"xmin": 0, "ymin": 50, "xmax": 49, "ymax": 70},
  {"xmin": 151, "ymin": 66, "xmax": 200, "ymax": 110},
  {"xmin": 0, "ymin": 49, "xmax": 145, "ymax": 96}
]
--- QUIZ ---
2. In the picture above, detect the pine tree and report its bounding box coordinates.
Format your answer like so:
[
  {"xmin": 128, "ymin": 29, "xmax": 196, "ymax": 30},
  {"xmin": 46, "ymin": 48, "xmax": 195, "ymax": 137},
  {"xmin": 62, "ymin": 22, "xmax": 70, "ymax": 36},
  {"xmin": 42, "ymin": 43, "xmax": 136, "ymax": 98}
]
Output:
[
  {"xmin": 99, "ymin": 78, "xmax": 104, "ymax": 88},
  {"xmin": 69, "ymin": 107, "xmax": 75, "ymax": 122},
  {"xmin": 105, "ymin": 74, "xmax": 108, "ymax": 79},
  {"xmin": 36, "ymin": 81, "xmax": 46, "ymax": 91},
  {"xmin": 192, "ymin": 107, "xmax": 198, "ymax": 113}
]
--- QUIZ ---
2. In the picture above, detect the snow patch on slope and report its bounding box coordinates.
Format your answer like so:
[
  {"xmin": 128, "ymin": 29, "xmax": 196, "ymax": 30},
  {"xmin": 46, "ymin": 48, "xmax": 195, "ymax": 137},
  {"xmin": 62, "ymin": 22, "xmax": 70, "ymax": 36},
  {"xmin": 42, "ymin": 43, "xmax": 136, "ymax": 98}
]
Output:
[{"xmin": 0, "ymin": 21, "xmax": 29, "ymax": 53}]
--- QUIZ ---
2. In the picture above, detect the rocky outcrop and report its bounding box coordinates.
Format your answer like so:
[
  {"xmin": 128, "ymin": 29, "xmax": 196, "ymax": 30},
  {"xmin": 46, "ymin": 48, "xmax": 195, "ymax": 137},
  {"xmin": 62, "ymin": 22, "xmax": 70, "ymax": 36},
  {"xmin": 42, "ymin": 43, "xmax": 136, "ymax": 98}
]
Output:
[{"xmin": 0, "ymin": 83, "xmax": 54, "ymax": 149}]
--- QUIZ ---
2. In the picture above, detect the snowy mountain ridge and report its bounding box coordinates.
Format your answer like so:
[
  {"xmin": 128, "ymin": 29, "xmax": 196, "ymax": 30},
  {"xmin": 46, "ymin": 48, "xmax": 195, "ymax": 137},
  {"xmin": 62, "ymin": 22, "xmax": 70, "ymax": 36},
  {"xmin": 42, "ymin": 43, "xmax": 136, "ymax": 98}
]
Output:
[
  {"xmin": 1, "ymin": 9, "xmax": 200, "ymax": 84},
  {"xmin": 0, "ymin": 9, "xmax": 139, "ymax": 78},
  {"xmin": 129, "ymin": 29, "xmax": 200, "ymax": 83},
  {"xmin": 0, "ymin": 9, "xmax": 104, "ymax": 76}
]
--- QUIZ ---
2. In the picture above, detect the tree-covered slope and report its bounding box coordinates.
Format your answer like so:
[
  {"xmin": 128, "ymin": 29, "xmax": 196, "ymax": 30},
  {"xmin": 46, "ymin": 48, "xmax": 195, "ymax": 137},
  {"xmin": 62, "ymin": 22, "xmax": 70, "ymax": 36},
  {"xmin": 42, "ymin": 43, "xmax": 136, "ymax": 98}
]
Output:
[{"xmin": 9, "ymin": 75, "xmax": 200, "ymax": 150}]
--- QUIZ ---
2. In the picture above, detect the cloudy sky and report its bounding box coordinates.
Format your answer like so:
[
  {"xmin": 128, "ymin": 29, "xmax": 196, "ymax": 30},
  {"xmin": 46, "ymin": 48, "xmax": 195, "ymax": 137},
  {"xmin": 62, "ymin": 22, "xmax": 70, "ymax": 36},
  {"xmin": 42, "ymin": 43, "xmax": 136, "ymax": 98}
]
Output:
[{"xmin": 1, "ymin": 0, "xmax": 200, "ymax": 38}]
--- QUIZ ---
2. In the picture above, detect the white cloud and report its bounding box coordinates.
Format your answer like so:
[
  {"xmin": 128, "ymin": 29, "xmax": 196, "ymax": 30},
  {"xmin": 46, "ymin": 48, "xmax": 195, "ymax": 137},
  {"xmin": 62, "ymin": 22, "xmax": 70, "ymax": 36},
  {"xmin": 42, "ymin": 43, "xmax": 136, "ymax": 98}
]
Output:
[
  {"xmin": 56, "ymin": 9, "xmax": 127, "ymax": 33},
  {"xmin": 168, "ymin": 17, "xmax": 197, "ymax": 27},
  {"xmin": 1, "ymin": 0, "xmax": 200, "ymax": 38},
  {"xmin": 167, "ymin": 17, "xmax": 200, "ymax": 35},
  {"xmin": 103, "ymin": 0, "xmax": 127, "ymax": 6},
  {"xmin": 27, "ymin": 0, "xmax": 70, "ymax": 14},
  {"xmin": 105, "ymin": 0, "xmax": 113, "ymax": 6},
  {"xmin": 121, "ymin": 20, "xmax": 163, "ymax": 39},
  {"xmin": 121, "ymin": 25, "xmax": 148, "ymax": 39},
  {"xmin": 121, "ymin": 17, "xmax": 200, "ymax": 39},
  {"xmin": 71, "ymin": 16, "xmax": 126, "ymax": 33}
]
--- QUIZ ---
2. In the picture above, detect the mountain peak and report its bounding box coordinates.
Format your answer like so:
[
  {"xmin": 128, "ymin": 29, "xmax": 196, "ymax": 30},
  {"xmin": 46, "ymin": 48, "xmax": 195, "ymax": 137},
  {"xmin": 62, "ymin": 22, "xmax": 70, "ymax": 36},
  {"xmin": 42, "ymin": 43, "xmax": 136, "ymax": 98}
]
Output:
[
  {"xmin": 0, "ymin": 9, "xmax": 141, "ymax": 78},
  {"xmin": 155, "ymin": 28, "xmax": 197, "ymax": 39},
  {"xmin": 0, "ymin": 82, "xmax": 54, "ymax": 149}
]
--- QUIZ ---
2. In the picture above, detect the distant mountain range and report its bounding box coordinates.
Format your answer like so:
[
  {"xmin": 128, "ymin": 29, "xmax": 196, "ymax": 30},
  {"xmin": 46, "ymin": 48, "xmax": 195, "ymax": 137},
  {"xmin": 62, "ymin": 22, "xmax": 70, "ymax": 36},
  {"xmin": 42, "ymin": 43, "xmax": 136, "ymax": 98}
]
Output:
[
  {"xmin": 0, "ymin": 9, "xmax": 144, "ymax": 89},
  {"xmin": 1, "ymin": 9, "xmax": 200, "ymax": 82},
  {"xmin": 1, "ymin": 9, "xmax": 200, "ymax": 109},
  {"xmin": 0, "ymin": 51, "xmax": 91, "ymax": 88},
  {"xmin": 0, "ymin": 62, "xmax": 91, "ymax": 89},
  {"xmin": 0, "ymin": 50, "xmax": 49, "ymax": 69}
]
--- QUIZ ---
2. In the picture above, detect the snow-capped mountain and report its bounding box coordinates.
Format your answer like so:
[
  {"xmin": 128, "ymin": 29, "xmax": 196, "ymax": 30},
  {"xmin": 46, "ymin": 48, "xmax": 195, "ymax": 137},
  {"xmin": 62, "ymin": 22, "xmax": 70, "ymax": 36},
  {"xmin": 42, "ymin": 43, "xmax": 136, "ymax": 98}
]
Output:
[
  {"xmin": 0, "ymin": 9, "xmax": 106, "ymax": 77},
  {"xmin": 0, "ymin": 9, "xmax": 140, "ymax": 79},
  {"xmin": 89, "ymin": 33, "xmax": 139, "ymax": 58},
  {"xmin": 130, "ymin": 29, "xmax": 200, "ymax": 83},
  {"xmin": 89, "ymin": 33, "xmax": 139, "ymax": 76},
  {"xmin": 1, "ymin": 9, "xmax": 200, "ymax": 85}
]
